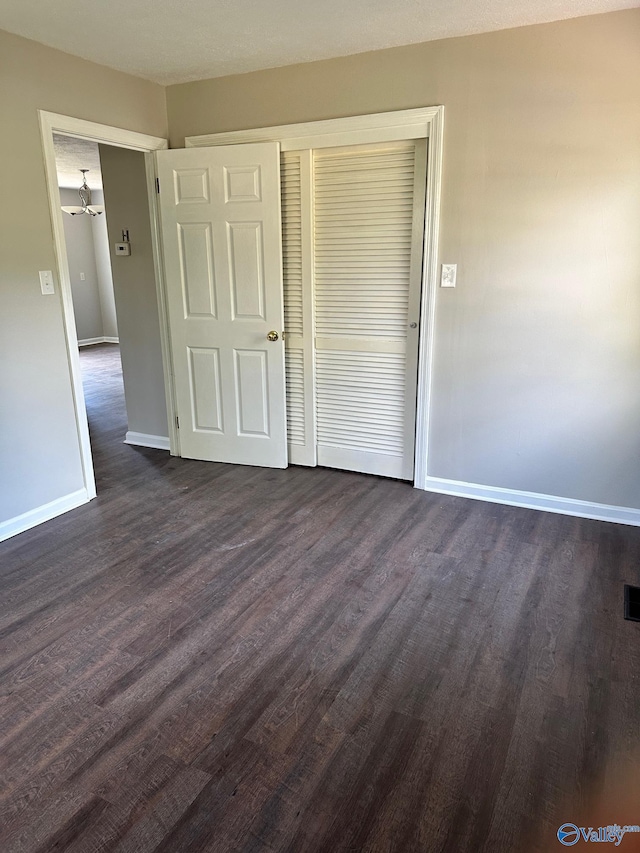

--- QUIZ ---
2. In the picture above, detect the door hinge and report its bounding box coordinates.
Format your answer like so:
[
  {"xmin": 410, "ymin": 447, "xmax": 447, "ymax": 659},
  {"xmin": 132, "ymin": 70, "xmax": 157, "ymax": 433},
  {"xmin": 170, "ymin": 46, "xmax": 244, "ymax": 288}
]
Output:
[
  {"xmin": 156, "ymin": 177, "xmax": 160, "ymax": 194},
  {"xmin": 175, "ymin": 415, "xmax": 179, "ymax": 429}
]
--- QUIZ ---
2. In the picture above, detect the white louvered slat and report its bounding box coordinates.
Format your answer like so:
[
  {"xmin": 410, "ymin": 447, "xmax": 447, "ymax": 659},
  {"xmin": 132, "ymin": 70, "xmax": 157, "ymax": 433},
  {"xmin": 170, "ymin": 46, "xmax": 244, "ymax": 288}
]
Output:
[
  {"xmin": 281, "ymin": 151, "xmax": 305, "ymax": 449},
  {"xmin": 281, "ymin": 152, "xmax": 303, "ymax": 337},
  {"xmin": 316, "ymin": 350, "xmax": 406, "ymax": 456},
  {"xmin": 281, "ymin": 150, "xmax": 317, "ymax": 465},
  {"xmin": 314, "ymin": 142, "xmax": 417, "ymax": 343},
  {"xmin": 285, "ymin": 348, "xmax": 305, "ymax": 445},
  {"xmin": 313, "ymin": 140, "xmax": 424, "ymax": 479}
]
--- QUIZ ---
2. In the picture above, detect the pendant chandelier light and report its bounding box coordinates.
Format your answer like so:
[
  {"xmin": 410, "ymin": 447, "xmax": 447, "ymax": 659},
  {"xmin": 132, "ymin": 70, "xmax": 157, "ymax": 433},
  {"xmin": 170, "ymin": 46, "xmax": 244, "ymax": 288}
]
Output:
[{"xmin": 61, "ymin": 169, "xmax": 104, "ymax": 217}]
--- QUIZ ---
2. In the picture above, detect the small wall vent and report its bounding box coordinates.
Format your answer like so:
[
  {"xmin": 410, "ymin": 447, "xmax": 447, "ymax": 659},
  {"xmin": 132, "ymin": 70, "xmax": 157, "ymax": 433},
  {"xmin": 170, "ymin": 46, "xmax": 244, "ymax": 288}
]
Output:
[{"xmin": 623, "ymin": 584, "xmax": 640, "ymax": 622}]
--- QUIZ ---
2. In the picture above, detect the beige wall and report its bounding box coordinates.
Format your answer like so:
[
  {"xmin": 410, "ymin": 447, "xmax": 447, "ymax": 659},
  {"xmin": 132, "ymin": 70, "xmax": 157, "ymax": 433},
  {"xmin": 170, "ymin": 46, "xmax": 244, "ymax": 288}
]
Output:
[
  {"xmin": 99, "ymin": 145, "xmax": 168, "ymax": 439},
  {"xmin": 91, "ymin": 192, "xmax": 119, "ymax": 340},
  {"xmin": 0, "ymin": 29, "xmax": 166, "ymax": 525},
  {"xmin": 168, "ymin": 9, "xmax": 640, "ymax": 508}
]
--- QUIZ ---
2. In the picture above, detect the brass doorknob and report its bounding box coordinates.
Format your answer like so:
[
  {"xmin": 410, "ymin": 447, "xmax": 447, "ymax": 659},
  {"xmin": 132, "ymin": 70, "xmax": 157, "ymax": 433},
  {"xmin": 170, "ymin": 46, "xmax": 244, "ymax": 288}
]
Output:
[{"xmin": 267, "ymin": 330, "xmax": 279, "ymax": 342}]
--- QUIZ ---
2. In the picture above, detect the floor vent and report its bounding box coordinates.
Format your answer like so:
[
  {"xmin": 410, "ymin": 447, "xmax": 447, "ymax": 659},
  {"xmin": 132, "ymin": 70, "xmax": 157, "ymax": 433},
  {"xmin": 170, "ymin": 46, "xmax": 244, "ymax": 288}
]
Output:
[{"xmin": 624, "ymin": 585, "xmax": 640, "ymax": 622}]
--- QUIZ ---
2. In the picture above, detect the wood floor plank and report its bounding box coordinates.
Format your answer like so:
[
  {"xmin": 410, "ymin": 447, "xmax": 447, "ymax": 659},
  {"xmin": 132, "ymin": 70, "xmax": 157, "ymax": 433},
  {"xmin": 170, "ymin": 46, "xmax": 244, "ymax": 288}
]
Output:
[{"xmin": 1, "ymin": 343, "xmax": 640, "ymax": 853}]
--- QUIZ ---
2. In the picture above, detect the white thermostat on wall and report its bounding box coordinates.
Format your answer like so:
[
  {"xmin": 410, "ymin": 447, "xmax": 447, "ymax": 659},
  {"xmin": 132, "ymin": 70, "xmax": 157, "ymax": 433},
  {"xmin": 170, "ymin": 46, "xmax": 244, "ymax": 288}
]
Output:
[{"xmin": 115, "ymin": 242, "xmax": 131, "ymax": 256}]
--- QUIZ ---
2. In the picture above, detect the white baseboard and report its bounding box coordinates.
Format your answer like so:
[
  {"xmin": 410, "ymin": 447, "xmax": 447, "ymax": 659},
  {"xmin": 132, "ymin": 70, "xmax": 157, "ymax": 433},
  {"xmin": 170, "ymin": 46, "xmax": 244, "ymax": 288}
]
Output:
[
  {"xmin": 0, "ymin": 488, "xmax": 89, "ymax": 543},
  {"xmin": 78, "ymin": 336, "xmax": 120, "ymax": 347},
  {"xmin": 124, "ymin": 431, "xmax": 170, "ymax": 451},
  {"xmin": 422, "ymin": 476, "xmax": 640, "ymax": 527}
]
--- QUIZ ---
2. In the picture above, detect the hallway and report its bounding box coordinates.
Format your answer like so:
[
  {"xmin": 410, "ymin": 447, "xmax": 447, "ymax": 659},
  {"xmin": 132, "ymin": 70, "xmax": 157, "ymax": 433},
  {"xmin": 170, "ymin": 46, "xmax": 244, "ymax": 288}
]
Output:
[{"xmin": 79, "ymin": 343, "xmax": 127, "ymax": 488}]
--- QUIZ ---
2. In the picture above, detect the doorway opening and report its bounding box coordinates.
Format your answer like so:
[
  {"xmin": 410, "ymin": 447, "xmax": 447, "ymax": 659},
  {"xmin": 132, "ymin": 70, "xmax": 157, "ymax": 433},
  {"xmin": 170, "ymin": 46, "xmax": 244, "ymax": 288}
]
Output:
[
  {"xmin": 39, "ymin": 111, "xmax": 173, "ymax": 502},
  {"xmin": 53, "ymin": 133, "xmax": 171, "ymax": 490},
  {"xmin": 54, "ymin": 135, "xmax": 127, "ymax": 482}
]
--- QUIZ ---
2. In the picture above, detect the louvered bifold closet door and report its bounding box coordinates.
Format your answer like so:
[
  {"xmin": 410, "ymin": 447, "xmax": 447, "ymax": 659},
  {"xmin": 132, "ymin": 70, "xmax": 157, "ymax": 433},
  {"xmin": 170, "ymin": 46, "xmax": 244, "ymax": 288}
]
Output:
[
  {"xmin": 281, "ymin": 150, "xmax": 316, "ymax": 466},
  {"xmin": 313, "ymin": 140, "xmax": 427, "ymax": 480}
]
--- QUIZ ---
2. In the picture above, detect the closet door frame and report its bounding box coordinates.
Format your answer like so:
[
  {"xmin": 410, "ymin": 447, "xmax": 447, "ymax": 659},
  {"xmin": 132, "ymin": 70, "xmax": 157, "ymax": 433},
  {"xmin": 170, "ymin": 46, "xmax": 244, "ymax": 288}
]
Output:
[{"xmin": 185, "ymin": 107, "xmax": 445, "ymax": 490}]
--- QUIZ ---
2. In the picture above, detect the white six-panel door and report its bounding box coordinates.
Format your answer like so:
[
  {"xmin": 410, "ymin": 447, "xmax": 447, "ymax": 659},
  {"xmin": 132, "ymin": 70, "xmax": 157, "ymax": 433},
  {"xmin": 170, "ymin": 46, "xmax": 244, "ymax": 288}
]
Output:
[{"xmin": 157, "ymin": 143, "xmax": 287, "ymax": 467}]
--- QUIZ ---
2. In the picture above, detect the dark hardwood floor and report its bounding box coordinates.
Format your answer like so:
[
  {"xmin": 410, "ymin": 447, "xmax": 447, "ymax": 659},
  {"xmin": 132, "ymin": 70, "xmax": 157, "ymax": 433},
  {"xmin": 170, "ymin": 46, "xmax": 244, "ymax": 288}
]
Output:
[{"xmin": 2, "ymin": 343, "xmax": 640, "ymax": 852}]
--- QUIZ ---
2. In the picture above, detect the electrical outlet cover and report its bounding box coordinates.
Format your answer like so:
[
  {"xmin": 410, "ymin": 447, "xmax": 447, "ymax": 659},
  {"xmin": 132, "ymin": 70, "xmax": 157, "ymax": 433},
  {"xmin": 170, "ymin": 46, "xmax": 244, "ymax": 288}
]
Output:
[
  {"xmin": 39, "ymin": 270, "xmax": 55, "ymax": 294},
  {"xmin": 441, "ymin": 264, "xmax": 457, "ymax": 288}
]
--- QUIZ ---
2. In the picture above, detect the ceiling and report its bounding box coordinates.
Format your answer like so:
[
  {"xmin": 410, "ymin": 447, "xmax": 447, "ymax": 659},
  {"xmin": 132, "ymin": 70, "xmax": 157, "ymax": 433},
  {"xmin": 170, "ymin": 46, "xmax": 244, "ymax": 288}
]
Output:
[
  {"xmin": 54, "ymin": 134, "xmax": 102, "ymax": 190},
  {"xmin": 1, "ymin": 0, "xmax": 637, "ymax": 85}
]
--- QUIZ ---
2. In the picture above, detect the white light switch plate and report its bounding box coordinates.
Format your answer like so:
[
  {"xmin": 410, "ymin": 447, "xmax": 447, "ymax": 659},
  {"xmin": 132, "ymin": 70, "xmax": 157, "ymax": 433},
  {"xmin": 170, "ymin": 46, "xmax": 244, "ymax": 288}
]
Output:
[
  {"xmin": 441, "ymin": 263, "xmax": 457, "ymax": 288},
  {"xmin": 39, "ymin": 270, "xmax": 55, "ymax": 295}
]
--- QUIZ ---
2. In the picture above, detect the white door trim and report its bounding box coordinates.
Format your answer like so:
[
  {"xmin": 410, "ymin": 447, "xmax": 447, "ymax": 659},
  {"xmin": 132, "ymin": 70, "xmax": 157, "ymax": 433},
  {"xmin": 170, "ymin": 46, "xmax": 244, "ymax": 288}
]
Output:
[
  {"xmin": 38, "ymin": 111, "xmax": 172, "ymax": 501},
  {"xmin": 186, "ymin": 107, "xmax": 444, "ymax": 488},
  {"xmin": 186, "ymin": 106, "xmax": 441, "ymax": 152}
]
